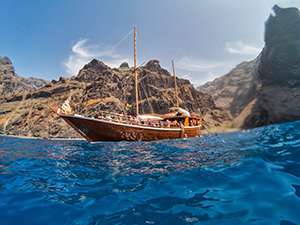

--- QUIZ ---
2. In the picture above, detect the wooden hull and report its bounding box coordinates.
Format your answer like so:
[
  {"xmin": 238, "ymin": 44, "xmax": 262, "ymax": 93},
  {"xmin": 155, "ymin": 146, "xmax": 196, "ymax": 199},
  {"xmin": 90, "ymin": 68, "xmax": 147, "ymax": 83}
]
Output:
[{"xmin": 59, "ymin": 114, "xmax": 201, "ymax": 142}]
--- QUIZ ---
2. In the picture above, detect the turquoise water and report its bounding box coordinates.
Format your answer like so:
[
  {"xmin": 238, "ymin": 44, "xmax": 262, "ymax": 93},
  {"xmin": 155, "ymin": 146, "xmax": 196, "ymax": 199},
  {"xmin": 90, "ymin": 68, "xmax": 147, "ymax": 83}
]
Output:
[{"xmin": 1, "ymin": 121, "xmax": 300, "ymax": 225}]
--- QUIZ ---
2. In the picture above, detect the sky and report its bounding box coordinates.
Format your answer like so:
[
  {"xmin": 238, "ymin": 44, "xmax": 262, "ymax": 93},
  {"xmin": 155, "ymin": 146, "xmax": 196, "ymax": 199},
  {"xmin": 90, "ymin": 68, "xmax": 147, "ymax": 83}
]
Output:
[{"xmin": 1, "ymin": 0, "xmax": 300, "ymax": 86}]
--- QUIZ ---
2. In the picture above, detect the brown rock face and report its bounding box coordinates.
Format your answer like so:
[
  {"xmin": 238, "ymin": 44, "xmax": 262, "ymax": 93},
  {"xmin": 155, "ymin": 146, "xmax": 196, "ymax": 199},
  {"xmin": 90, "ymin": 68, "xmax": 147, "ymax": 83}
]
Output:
[
  {"xmin": 0, "ymin": 59, "xmax": 229, "ymax": 138},
  {"xmin": 197, "ymin": 5, "xmax": 300, "ymax": 129},
  {"xmin": 198, "ymin": 59, "xmax": 261, "ymax": 118},
  {"xmin": 0, "ymin": 56, "xmax": 48, "ymax": 97}
]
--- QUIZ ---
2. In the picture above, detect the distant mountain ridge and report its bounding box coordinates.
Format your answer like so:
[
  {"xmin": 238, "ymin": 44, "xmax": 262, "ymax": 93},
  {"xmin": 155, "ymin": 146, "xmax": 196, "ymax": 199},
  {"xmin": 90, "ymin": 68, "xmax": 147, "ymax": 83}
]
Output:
[
  {"xmin": 197, "ymin": 5, "xmax": 300, "ymax": 128},
  {"xmin": 0, "ymin": 56, "xmax": 48, "ymax": 97}
]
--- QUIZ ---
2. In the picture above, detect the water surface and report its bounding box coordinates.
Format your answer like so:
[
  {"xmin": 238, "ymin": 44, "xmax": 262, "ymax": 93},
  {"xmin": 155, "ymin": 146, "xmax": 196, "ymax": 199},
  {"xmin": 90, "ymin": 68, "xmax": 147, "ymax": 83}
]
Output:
[{"xmin": 1, "ymin": 121, "xmax": 300, "ymax": 224}]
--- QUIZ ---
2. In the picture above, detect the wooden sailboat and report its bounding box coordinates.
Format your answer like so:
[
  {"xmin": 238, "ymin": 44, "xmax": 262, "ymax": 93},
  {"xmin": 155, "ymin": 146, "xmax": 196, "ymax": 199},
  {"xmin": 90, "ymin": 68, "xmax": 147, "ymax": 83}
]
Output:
[{"xmin": 50, "ymin": 28, "xmax": 202, "ymax": 142}]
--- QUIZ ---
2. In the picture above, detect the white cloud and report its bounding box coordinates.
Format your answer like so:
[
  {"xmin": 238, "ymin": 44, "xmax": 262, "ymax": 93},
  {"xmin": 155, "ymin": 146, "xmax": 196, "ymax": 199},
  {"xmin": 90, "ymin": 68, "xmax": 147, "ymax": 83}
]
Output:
[
  {"xmin": 180, "ymin": 72, "xmax": 203, "ymax": 87},
  {"xmin": 63, "ymin": 39, "xmax": 130, "ymax": 75},
  {"xmin": 174, "ymin": 56, "xmax": 236, "ymax": 86},
  {"xmin": 176, "ymin": 56, "xmax": 227, "ymax": 72},
  {"xmin": 225, "ymin": 41, "xmax": 261, "ymax": 55}
]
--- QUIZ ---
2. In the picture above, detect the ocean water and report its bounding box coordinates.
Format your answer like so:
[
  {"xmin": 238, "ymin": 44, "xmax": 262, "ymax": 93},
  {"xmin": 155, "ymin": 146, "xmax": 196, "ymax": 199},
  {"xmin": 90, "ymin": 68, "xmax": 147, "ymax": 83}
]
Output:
[{"xmin": 0, "ymin": 121, "xmax": 300, "ymax": 225}]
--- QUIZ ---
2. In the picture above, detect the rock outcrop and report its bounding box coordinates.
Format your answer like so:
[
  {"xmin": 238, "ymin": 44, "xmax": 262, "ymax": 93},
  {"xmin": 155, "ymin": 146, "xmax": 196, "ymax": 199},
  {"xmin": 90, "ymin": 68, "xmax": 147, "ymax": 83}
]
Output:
[
  {"xmin": 197, "ymin": 5, "xmax": 300, "ymax": 129},
  {"xmin": 0, "ymin": 59, "xmax": 229, "ymax": 139},
  {"xmin": 198, "ymin": 59, "xmax": 261, "ymax": 118},
  {"xmin": 0, "ymin": 56, "xmax": 48, "ymax": 97},
  {"xmin": 260, "ymin": 5, "xmax": 300, "ymax": 86}
]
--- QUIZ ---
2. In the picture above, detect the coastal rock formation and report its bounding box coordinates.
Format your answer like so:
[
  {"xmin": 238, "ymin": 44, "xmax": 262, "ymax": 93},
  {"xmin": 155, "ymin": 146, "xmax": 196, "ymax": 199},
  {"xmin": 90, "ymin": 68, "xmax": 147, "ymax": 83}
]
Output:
[
  {"xmin": 198, "ymin": 5, "xmax": 300, "ymax": 128},
  {"xmin": 198, "ymin": 59, "xmax": 261, "ymax": 118},
  {"xmin": 260, "ymin": 5, "xmax": 300, "ymax": 86},
  {"xmin": 0, "ymin": 56, "xmax": 48, "ymax": 97},
  {"xmin": 0, "ymin": 59, "xmax": 229, "ymax": 139}
]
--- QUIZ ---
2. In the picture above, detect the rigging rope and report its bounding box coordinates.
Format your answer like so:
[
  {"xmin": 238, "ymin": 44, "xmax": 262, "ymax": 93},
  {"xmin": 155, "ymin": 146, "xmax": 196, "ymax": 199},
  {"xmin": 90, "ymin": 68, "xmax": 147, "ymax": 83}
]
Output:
[
  {"xmin": 79, "ymin": 28, "xmax": 135, "ymax": 108},
  {"xmin": 135, "ymin": 32, "xmax": 177, "ymax": 111},
  {"xmin": 137, "ymin": 80, "xmax": 144, "ymax": 115},
  {"xmin": 112, "ymin": 29, "xmax": 134, "ymax": 51},
  {"xmin": 139, "ymin": 77, "xmax": 154, "ymax": 114},
  {"xmin": 136, "ymin": 32, "xmax": 173, "ymax": 67},
  {"xmin": 80, "ymin": 61, "xmax": 106, "ymax": 108}
]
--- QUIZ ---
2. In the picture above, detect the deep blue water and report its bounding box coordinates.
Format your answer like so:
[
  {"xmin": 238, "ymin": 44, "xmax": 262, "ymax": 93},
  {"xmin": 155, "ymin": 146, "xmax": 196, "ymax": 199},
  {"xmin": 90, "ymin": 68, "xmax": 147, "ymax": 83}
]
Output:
[{"xmin": 1, "ymin": 121, "xmax": 300, "ymax": 225}]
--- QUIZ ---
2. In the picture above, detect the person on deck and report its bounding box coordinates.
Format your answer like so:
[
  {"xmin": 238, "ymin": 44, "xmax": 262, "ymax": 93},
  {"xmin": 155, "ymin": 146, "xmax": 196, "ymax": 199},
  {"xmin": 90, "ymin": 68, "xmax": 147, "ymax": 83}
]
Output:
[
  {"xmin": 173, "ymin": 119, "xmax": 178, "ymax": 127},
  {"xmin": 160, "ymin": 121, "xmax": 164, "ymax": 127},
  {"xmin": 133, "ymin": 117, "xmax": 137, "ymax": 125},
  {"xmin": 137, "ymin": 118, "xmax": 141, "ymax": 125},
  {"xmin": 148, "ymin": 120, "xmax": 154, "ymax": 126},
  {"xmin": 180, "ymin": 122, "xmax": 185, "ymax": 138},
  {"xmin": 129, "ymin": 115, "xmax": 133, "ymax": 124},
  {"xmin": 190, "ymin": 120, "xmax": 194, "ymax": 126},
  {"xmin": 192, "ymin": 119, "xmax": 196, "ymax": 126},
  {"xmin": 120, "ymin": 112, "xmax": 124, "ymax": 122},
  {"xmin": 166, "ymin": 120, "xmax": 171, "ymax": 128}
]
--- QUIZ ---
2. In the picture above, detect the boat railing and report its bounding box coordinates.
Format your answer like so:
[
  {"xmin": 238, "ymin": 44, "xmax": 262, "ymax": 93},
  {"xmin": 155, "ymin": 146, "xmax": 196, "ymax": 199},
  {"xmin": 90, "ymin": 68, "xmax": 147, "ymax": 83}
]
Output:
[
  {"xmin": 73, "ymin": 110, "xmax": 200, "ymax": 128},
  {"xmin": 91, "ymin": 111, "xmax": 181, "ymax": 128}
]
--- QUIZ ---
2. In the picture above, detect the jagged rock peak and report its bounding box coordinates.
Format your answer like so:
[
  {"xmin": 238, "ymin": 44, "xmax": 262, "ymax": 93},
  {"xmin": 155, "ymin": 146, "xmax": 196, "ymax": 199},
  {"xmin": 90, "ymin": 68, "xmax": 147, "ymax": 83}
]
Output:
[
  {"xmin": 144, "ymin": 60, "xmax": 162, "ymax": 71},
  {"xmin": 0, "ymin": 56, "xmax": 48, "ymax": 97},
  {"xmin": 265, "ymin": 5, "xmax": 300, "ymax": 45},
  {"xmin": 75, "ymin": 59, "xmax": 113, "ymax": 82},
  {"xmin": 260, "ymin": 5, "xmax": 300, "ymax": 85},
  {"xmin": 0, "ymin": 56, "xmax": 15, "ymax": 75},
  {"xmin": 119, "ymin": 62, "xmax": 129, "ymax": 68},
  {"xmin": 83, "ymin": 59, "xmax": 110, "ymax": 71},
  {"xmin": 0, "ymin": 56, "xmax": 12, "ymax": 66},
  {"xmin": 272, "ymin": 4, "xmax": 299, "ymax": 16}
]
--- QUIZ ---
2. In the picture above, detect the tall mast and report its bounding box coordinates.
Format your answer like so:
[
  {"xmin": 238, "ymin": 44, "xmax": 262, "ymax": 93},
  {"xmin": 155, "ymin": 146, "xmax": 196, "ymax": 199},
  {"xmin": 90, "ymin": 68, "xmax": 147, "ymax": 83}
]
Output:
[
  {"xmin": 172, "ymin": 60, "xmax": 179, "ymax": 109},
  {"xmin": 134, "ymin": 27, "xmax": 139, "ymax": 117}
]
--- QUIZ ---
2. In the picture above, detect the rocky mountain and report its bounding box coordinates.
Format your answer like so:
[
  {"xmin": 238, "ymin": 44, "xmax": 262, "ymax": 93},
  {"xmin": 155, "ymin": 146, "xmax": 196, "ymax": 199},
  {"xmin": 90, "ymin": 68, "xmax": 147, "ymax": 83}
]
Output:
[
  {"xmin": 198, "ymin": 5, "xmax": 300, "ymax": 129},
  {"xmin": 0, "ymin": 59, "xmax": 229, "ymax": 138},
  {"xmin": 198, "ymin": 58, "xmax": 261, "ymax": 118},
  {"xmin": 0, "ymin": 56, "xmax": 48, "ymax": 97}
]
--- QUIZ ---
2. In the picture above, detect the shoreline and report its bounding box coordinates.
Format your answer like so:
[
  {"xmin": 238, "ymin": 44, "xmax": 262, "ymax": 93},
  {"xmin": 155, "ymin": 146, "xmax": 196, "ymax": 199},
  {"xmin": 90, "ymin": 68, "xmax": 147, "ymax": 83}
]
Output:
[
  {"xmin": 202, "ymin": 126, "xmax": 240, "ymax": 134},
  {"xmin": 202, "ymin": 121, "xmax": 241, "ymax": 134}
]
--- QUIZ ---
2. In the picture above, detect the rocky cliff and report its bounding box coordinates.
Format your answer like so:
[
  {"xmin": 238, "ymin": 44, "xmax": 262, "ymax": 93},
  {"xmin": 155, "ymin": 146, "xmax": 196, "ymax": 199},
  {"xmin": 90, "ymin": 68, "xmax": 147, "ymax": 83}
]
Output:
[
  {"xmin": 198, "ymin": 58, "xmax": 261, "ymax": 118},
  {"xmin": 197, "ymin": 5, "xmax": 300, "ymax": 129},
  {"xmin": 0, "ymin": 59, "xmax": 229, "ymax": 138},
  {"xmin": 0, "ymin": 56, "xmax": 48, "ymax": 97}
]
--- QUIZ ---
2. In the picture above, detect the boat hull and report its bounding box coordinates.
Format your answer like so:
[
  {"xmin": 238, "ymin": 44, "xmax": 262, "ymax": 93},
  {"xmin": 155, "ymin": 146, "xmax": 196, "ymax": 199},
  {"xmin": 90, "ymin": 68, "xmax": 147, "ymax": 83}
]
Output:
[{"xmin": 59, "ymin": 114, "xmax": 201, "ymax": 142}]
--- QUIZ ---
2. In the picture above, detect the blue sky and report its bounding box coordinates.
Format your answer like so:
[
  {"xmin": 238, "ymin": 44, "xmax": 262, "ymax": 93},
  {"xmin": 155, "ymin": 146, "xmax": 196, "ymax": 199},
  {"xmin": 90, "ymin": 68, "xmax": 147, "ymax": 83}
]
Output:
[{"xmin": 1, "ymin": 0, "xmax": 300, "ymax": 86}]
